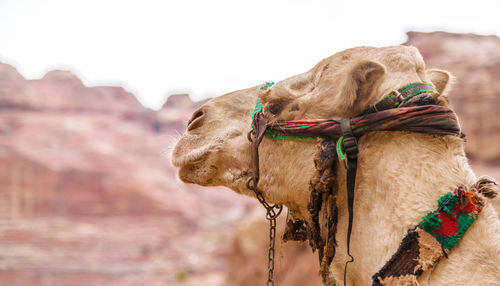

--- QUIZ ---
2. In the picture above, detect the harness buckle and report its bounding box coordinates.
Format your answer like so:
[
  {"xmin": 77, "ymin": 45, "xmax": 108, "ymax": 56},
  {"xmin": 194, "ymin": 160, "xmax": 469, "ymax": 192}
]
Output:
[
  {"xmin": 342, "ymin": 136, "xmax": 358, "ymax": 160},
  {"xmin": 392, "ymin": 89, "xmax": 405, "ymax": 106}
]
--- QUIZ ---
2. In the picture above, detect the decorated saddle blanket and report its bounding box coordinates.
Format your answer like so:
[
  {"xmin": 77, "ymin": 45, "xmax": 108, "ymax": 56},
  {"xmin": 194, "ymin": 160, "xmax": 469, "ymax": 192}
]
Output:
[{"xmin": 372, "ymin": 176, "xmax": 498, "ymax": 286}]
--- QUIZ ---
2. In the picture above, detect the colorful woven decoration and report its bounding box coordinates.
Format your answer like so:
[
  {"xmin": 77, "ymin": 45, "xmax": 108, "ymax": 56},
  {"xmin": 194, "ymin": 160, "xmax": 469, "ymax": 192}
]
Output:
[
  {"xmin": 420, "ymin": 185, "xmax": 483, "ymax": 250},
  {"xmin": 372, "ymin": 177, "xmax": 498, "ymax": 286},
  {"xmin": 252, "ymin": 104, "xmax": 462, "ymax": 148},
  {"xmin": 362, "ymin": 84, "xmax": 438, "ymax": 114}
]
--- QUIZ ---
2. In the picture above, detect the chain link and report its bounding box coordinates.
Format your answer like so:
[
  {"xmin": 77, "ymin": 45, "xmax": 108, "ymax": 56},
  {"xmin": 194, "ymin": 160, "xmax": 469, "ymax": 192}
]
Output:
[
  {"xmin": 246, "ymin": 130, "xmax": 283, "ymax": 286},
  {"xmin": 252, "ymin": 188, "xmax": 283, "ymax": 286}
]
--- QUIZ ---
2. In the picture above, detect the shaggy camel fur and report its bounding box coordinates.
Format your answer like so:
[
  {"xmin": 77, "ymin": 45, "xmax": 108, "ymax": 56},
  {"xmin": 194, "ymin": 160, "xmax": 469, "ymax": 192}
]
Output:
[{"xmin": 171, "ymin": 46, "xmax": 500, "ymax": 285}]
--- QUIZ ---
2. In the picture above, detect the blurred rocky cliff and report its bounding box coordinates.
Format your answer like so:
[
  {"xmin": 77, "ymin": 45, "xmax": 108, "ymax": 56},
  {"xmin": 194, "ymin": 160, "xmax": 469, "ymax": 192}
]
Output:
[
  {"xmin": 0, "ymin": 62, "xmax": 254, "ymax": 285},
  {"xmin": 0, "ymin": 31, "xmax": 499, "ymax": 286}
]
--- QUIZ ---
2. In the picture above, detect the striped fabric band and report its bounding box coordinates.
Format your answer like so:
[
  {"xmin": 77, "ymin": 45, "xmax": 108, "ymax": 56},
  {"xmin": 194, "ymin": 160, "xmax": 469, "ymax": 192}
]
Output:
[
  {"xmin": 252, "ymin": 105, "xmax": 462, "ymax": 147},
  {"xmin": 251, "ymin": 83, "xmax": 444, "ymax": 145}
]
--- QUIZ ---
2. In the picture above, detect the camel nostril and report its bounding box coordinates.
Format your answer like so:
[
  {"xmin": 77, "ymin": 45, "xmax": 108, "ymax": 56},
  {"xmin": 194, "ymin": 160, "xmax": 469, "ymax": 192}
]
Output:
[{"xmin": 187, "ymin": 109, "xmax": 206, "ymax": 131}]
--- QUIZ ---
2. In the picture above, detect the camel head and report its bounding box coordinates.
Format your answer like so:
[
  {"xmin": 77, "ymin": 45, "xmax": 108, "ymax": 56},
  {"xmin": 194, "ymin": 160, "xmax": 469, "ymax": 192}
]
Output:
[{"xmin": 171, "ymin": 45, "xmax": 453, "ymax": 220}]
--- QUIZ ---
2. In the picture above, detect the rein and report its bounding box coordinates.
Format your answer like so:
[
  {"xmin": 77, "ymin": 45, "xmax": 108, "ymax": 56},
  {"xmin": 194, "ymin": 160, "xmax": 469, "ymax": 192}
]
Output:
[{"xmin": 246, "ymin": 82, "xmax": 464, "ymax": 285}]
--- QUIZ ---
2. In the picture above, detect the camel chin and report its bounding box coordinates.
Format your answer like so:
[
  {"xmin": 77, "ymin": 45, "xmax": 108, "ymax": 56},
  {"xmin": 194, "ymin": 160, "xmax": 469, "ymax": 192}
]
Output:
[
  {"xmin": 172, "ymin": 136, "xmax": 219, "ymax": 185},
  {"xmin": 176, "ymin": 162, "xmax": 216, "ymax": 186}
]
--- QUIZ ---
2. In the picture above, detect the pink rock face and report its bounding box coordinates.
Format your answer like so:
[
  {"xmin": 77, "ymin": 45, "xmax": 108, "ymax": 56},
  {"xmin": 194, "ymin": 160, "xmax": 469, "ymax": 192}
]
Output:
[
  {"xmin": 0, "ymin": 63, "xmax": 29, "ymax": 109},
  {"xmin": 29, "ymin": 71, "xmax": 142, "ymax": 113},
  {"xmin": 0, "ymin": 63, "xmax": 255, "ymax": 285}
]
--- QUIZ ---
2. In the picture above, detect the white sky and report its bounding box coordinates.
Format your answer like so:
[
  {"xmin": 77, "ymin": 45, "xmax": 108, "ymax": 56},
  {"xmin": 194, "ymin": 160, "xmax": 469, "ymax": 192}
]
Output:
[{"xmin": 1, "ymin": 0, "xmax": 499, "ymax": 110}]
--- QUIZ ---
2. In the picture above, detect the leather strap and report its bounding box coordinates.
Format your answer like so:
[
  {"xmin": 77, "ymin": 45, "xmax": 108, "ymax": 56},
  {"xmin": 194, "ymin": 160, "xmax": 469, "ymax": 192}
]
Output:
[
  {"xmin": 340, "ymin": 119, "xmax": 359, "ymax": 286},
  {"xmin": 362, "ymin": 84, "xmax": 437, "ymax": 114}
]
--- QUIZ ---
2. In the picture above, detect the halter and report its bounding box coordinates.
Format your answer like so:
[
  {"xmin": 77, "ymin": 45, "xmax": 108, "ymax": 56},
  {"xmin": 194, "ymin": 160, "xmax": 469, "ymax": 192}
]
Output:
[{"xmin": 246, "ymin": 82, "xmax": 466, "ymax": 285}]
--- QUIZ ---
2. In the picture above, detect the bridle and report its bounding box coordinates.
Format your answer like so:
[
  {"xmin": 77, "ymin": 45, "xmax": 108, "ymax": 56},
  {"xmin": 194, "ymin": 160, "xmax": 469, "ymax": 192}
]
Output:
[
  {"xmin": 246, "ymin": 129, "xmax": 283, "ymax": 286},
  {"xmin": 244, "ymin": 82, "xmax": 465, "ymax": 286}
]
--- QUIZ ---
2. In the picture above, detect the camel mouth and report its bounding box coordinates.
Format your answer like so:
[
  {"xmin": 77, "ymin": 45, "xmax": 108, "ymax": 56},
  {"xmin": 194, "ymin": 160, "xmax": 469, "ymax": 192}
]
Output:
[
  {"xmin": 170, "ymin": 137, "xmax": 224, "ymax": 186},
  {"xmin": 177, "ymin": 162, "xmax": 218, "ymax": 185},
  {"xmin": 171, "ymin": 138, "xmax": 218, "ymax": 168},
  {"xmin": 171, "ymin": 148, "xmax": 209, "ymax": 168}
]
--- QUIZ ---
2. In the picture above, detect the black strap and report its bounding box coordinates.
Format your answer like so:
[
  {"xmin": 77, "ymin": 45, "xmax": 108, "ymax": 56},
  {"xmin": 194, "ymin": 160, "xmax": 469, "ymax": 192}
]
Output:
[{"xmin": 340, "ymin": 119, "xmax": 359, "ymax": 286}]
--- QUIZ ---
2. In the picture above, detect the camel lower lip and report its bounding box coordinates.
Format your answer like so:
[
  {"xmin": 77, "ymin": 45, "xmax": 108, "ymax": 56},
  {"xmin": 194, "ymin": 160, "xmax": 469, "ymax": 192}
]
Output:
[
  {"xmin": 177, "ymin": 165, "xmax": 197, "ymax": 183},
  {"xmin": 171, "ymin": 143, "xmax": 215, "ymax": 168},
  {"xmin": 177, "ymin": 163, "xmax": 217, "ymax": 185}
]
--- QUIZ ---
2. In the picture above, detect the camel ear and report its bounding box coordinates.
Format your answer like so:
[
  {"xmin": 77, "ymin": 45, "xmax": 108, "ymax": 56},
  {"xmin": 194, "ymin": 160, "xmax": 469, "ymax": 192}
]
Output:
[
  {"xmin": 342, "ymin": 60, "xmax": 386, "ymax": 114},
  {"xmin": 426, "ymin": 69, "xmax": 453, "ymax": 95}
]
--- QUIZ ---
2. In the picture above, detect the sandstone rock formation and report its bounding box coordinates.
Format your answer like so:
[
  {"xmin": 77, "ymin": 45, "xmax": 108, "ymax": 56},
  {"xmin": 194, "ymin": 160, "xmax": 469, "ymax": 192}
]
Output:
[{"xmin": 0, "ymin": 62, "xmax": 255, "ymax": 285}]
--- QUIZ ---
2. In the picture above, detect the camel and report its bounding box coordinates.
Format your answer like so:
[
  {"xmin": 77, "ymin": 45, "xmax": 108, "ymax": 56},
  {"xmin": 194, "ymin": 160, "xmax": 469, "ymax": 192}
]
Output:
[{"xmin": 171, "ymin": 46, "xmax": 500, "ymax": 285}]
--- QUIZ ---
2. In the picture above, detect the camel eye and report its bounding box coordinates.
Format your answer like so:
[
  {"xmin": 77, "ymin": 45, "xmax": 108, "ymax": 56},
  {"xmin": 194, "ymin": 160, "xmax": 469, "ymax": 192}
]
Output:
[
  {"xmin": 269, "ymin": 104, "xmax": 281, "ymax": 115},
  {"xmin": 187, "ymin": 109, "xmax": 205, "ymax": 131},
  {"xmin": 267, "ymin": 100, "xmax": 287, "ymax": 115}
]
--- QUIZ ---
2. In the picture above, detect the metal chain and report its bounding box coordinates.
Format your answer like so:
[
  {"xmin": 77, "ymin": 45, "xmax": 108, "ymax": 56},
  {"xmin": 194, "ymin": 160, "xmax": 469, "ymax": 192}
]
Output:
[
  {"xmin": 246, "ymin": 130, "xmax": 283, "ymax": 286},
  {"xmin": 253, "ymin": 189, "xmax": 283, "ymax": 286}
]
